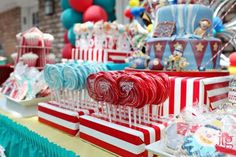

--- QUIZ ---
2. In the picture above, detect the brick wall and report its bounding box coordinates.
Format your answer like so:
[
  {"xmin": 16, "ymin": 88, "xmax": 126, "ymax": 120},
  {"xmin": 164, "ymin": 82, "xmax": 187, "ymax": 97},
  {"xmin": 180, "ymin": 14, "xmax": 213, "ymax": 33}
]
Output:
[
  {"xmin": 38, "ymin": 0, "xmax": 64, "ymax": 57},
  {"xmin": 0, "ymin": 7, "xmax": 21, "ymax": 58}
]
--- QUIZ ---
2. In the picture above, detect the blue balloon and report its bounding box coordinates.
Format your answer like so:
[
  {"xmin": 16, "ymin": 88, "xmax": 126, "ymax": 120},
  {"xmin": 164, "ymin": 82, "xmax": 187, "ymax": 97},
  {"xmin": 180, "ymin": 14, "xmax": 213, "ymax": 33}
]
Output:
[
  {"xmin": 60, "ymin": 8, "xmax": 83, "ymax": 29},
  {"xmin": 93, "ymin": 0, "xmax": 116, "ymax": 13},
  {"xmin": 68, "ymin": 27, "xmax": 76, "ymax": 46},
  {"xmin": 168, "ymin": 0, "xmax": 177, "ymax": 4},
  {"xmin": 60, "ymin": 0, "xmax": 70, "ymax": 10},
  {"xmin": 213, "ymin": 16, "xmax": 225, "ymax": 33},
  {"xmin": 130, "ymin": 7, "xmax": 145, "ymax": 17},
  {"xmin": 108, "ymin": 12, "xmax": 117, "ymax": 22}
]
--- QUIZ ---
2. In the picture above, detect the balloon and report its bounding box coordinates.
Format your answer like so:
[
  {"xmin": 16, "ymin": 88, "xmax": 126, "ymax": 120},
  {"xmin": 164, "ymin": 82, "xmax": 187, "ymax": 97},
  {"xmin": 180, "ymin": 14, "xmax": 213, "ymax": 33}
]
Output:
[
  {"xmin": 212, "ymin": 0, "xmax": 236, "ymax": 49},
  {"xmin": 229, "ymin": 66, "xmax": 236, "ymax": 75},
  {"xmin": 62, "ymin": 43, "xmax": 73, "ymax": 59},
  {"xmin": 68, "ymin": 27, "xmax": 76, "ymax": 46},
  {"xmin": 229, "ymin": 52, "xmax": 236, "ymax": 66},
  {"xmin": 69, "ymin": 0, "xmax": 93, "ymax": 12},
  {"xmin": 108, "ymin": 12, "xmax": 117, "ymax": 22},
  {"xmin": 93, "ymin": 0, "xmax": 116, "ymax": 13},
  {"xmin": 124, "ymin": 8, "xmax": 133, "ymax": 19},
  {"xmin": 130, "ymin": 7, "xmax": 145, "ymax": 18},
  {"xmin": 83, "ymin": 5, "xmax": 108, "ymax": 22},
  {"xmin": 64, "ymin": 31, "xmax": 69, "ymax": 43},
  {"xmin": 60, "ymin": 8, "xmax": 83, "ymax": 29},
  {"xmin": 129, "ymin": 0, "xmax": 140, "ymax": 7},
  {"xmin": 168, "ymin": 0, "xmax": 177, "ymax": 4},
  {"xmin": 60, "ymin": 0, "xmax": 70, "ymax": 10}
]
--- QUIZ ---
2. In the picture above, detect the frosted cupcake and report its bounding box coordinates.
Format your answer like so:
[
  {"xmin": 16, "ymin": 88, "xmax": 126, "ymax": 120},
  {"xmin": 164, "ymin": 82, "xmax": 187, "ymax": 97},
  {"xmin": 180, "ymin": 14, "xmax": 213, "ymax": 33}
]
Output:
[
  {"xmin": 21, "ymin": 53, "xmax": 38, "ymax": 67},
  {"xmin": 46, "ymin": 53, "xmax": 56, "ymax": 64},
  {"xmin": 43, "ymin": 33, "xmax": 54, "ymax": 48},
  {"xmin": 24, "ymin": 32, "xmax": 41, "ymax": 46}
]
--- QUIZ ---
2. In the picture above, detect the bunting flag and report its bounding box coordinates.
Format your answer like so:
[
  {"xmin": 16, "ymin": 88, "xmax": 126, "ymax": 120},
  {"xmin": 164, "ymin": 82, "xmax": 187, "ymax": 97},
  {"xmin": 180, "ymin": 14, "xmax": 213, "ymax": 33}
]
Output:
[
  {"xmin": 210, "ymin": 41, "xmax": 221, "ymax": 68},
  {"xmin": 154, "ymin": 41, "xmax": 168, "ymax": 59},
  {"xmin": 169, "ymin": 40, "xmax": 188, "ymax": 54},
  {"xmin": 190, "ymin": 40, "xmax": 208, "ymax": 68}
]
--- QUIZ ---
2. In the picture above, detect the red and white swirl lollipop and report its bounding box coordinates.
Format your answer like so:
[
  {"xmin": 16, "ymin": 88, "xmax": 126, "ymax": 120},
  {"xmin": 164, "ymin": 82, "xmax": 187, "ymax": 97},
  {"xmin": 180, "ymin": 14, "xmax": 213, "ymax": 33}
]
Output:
[
  {"xmin": 94, "ymin": 72, "xmax": 119, "ymax": 105},
  {"xmin": 117, "ymin": 74, "xmax": 147, "ymax": 108}
]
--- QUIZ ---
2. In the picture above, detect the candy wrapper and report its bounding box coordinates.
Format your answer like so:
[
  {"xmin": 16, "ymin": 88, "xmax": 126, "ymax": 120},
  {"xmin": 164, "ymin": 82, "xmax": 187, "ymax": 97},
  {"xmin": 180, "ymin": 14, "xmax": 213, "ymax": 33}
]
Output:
[
  {"xmin": 0, "ymin": 62, "xmax": 49, "ymax": 100},
  {"xmin": 162, "ymin": 104, "xmax": 236, "ymax": 157}
]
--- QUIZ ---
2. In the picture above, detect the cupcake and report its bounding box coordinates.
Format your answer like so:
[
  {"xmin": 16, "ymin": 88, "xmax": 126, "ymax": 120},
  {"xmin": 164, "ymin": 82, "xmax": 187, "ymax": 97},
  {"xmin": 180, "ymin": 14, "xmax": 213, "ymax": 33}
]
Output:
[
  {"xmin": 11, "ymin": 53, "xmax": 18, "ymax": 65},
  {"xmin": 43, "ymin": 33, "xmax": 54, "ymax": 47},
  {"xmin": 46, "ymin": 53, "xmax": 56, "ymax": 64},
  {"xmin": 24, "ymin": 32, "xmax": 41, "ymax": 46},
  {"xmin": 21, "ymin": 53, "xmax": 38, "ymax": 67}
]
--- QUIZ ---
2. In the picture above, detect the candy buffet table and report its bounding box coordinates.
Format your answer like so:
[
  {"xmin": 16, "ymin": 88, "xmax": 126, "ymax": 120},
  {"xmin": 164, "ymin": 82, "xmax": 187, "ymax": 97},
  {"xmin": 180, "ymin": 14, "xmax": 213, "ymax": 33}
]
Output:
[
  {"xmin": 145, "ymin": 141, "xmax": 174, "ymax": 157},
  {"xmin": 0, "ymin": 95, "xmax": 116, "ymax": 157}
]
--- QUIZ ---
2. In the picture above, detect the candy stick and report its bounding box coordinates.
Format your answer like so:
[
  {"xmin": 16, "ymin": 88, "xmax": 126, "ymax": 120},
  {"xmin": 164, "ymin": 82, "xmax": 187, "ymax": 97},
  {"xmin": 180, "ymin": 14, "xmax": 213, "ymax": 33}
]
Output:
[
  {"xmin": 119, "ymin": 105, "xmax": 122, "ymax": 121},
  {"xmin": 139, "ymin": 109, "xmax": 142, "ymax": 124},
  {"xmin": 128, "ymin": 107, "xmax": 132, "ymax": 127},
  {"xmin": 147, "ymin": 105, "xmax": 150, "ymax": 123},
  {"xmin": 75, "ymin": 48, "xmax": 79, "ymax": 60},
  {"xmin": 134, "ymin": 108, "xmax": 137, "ymax": 126},
  {"xmin": 72, "ymin": 48, "xmax": 75, "ymax": 60},
  {"xmin": 107, "ymin": 104, "xmax": 112, "ymax": 122},
  {"xmin": 113, "ymin": 105, "xmax": 117, "ymax": 120}
]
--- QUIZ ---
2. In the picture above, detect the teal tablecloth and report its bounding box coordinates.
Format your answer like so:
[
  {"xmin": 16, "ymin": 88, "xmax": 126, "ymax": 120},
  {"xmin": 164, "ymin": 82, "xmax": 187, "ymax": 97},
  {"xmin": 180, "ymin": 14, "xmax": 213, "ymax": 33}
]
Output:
[{"xmin": 0, "ymin": 115, "xmax": 78, "ymax": 157}]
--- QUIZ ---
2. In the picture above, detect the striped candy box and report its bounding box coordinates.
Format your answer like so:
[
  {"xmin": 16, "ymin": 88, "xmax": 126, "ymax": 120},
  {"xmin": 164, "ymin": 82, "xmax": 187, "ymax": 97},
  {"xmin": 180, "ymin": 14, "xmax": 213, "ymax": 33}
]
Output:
[
  {"xmin": 72, "ymin": 48, "xmax": 132, "ymax": 63},
  {"xmin": 126, "ymin": 69, "xmax": 232, "ymax": 115},
  {"xmin": 79, "ymin": 114, "xmax": 167, "ymax": 157},
  {"xmin": 38, "ymin": 102, "xmax": 95, "ymax": 136}
]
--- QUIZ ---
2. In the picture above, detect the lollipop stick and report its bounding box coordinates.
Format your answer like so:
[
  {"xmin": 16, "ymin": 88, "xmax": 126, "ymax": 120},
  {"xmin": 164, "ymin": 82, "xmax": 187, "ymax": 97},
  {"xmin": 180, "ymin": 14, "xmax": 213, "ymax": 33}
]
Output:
[
  {"xmin": 139, "ymin": 109, "xmax": 142, "ymax": 124},
  {"xmin": 128, "ymin": 107, "xmax": 132, "ymax": 127},
  {"xmin": 113, "ymin": 105, "xmax": 116, "ymax": 120},
  {"xmin": 134, "ymin": 108, "xmax": 137, "ymax": 126},
  {"xmin": 147, "ymin": 105, "xmax": 150, "ymax": 123},
  {"xmin": 119, "ymin": 105, "xmax": 122, "ymax": 121},
  {"xmin": 107, "ymin": 104, "xmax": 112, "ymax": 122}
]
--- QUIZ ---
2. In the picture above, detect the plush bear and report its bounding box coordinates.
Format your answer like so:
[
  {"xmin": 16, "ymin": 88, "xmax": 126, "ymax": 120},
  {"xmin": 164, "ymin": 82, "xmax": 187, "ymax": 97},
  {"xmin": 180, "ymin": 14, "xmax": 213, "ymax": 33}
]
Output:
[{"xmin": 194, "ymin": 19, "xmax": 211, "ymax": 38}]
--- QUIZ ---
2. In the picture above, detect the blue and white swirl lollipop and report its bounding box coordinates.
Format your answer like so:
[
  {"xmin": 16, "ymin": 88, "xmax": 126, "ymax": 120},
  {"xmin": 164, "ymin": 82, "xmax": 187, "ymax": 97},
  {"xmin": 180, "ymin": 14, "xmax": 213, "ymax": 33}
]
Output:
[
  {"xmin": 44, "ymin": 64, "xmax": 64, "ymax": 90},
  {"xmin": 62, "ymin": 65, "xmax": 80, "ymax": 90}
]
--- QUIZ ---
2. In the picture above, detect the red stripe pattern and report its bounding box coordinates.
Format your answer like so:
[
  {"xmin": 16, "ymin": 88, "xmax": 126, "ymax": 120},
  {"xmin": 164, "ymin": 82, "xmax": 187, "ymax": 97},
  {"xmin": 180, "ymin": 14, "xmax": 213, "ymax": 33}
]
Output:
[
  {"xmin": 79, "ymin": 114, "xmax": 164, "ymax": 157},
  {"xmin": 72, "ymin": 48, "xmax": 132, "ymax": 63},
  {"xmin": 38, "ymin": 102, "xmax": 95, "ymax": 136}
]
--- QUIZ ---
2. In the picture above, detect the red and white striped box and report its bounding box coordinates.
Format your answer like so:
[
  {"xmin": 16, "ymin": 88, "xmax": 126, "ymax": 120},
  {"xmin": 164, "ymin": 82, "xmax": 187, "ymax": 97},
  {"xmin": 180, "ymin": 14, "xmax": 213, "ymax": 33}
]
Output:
[
  {"xmin": 79, "ymin": 114, "xmax": 167, "ymax": 157},
  {"xmin": 72, "ymin": 48, "xmax": 132, "ymax": 63},
  {"xmin": 125, "ymin": 69, "xmax": 232, "ymax": 115},
  {"xmin": 38, "ymin": 102, "xmax": 95, "ymax": 136}
]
